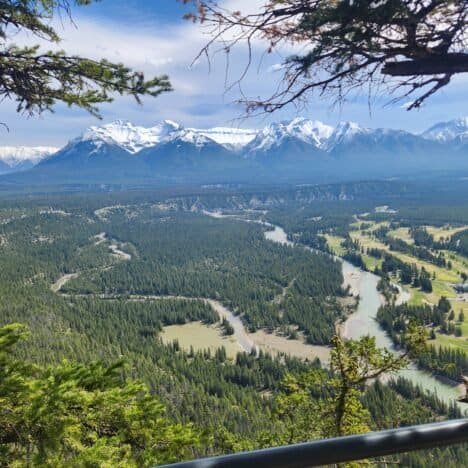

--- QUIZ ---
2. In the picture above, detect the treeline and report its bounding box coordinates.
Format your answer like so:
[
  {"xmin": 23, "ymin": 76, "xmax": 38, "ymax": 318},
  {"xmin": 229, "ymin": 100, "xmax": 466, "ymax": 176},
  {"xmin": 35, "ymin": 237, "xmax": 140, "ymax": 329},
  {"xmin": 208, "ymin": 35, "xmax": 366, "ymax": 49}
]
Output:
[
  {"xmin": 341, "ymin": 236, "xmax": 434, "ymax": 293},
  {"xmin": 372, "ymin": 225, "xmax": 448, "ymax": 268},
  {"xmin": 377, "ymin": 301, "xmax": 468, "ymax": 379},
  {"xmin": 377, "ymin": 302, "xmax": 445, "ymax": 342},
  {"xmin": 417, "ymin": 346, "xmax": 468, "ymax": 381},
  {"xmin": 376, "ymin": 255, "xmax": 433, "ymax": 292},
  {"xmin": 449, "ymin": 229, "xmax": 468, "ymax": 257}
]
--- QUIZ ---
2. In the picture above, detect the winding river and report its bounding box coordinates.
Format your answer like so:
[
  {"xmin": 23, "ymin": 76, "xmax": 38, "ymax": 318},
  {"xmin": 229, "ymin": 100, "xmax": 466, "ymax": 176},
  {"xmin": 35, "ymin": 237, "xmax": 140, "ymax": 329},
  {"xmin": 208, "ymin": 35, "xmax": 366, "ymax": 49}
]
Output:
[
  {"xmin": 263, "ymin": 221, "xmax": 465, "ymax": 410},
  {"xmin": 204, "ymin": 211, "xmax": 464, "ymax": 408},
  {"xmin": 53, "ymin": 210, "xmax": 465, "ymax": 409}
]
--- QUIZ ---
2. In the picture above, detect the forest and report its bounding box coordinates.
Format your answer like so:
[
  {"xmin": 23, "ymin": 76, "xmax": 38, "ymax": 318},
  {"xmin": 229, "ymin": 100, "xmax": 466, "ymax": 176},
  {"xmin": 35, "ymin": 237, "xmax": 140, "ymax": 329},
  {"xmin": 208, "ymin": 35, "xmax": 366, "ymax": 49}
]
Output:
[{"xmin": 1, "ymin": 182, "xmax": 468, "ymax": 466}]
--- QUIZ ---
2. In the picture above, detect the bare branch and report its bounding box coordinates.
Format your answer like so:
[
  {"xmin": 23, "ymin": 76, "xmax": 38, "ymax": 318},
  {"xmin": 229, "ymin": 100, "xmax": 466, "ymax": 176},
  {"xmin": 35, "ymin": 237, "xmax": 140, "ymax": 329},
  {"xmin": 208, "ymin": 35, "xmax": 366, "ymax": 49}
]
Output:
[{"xmin": 184, "ymin": 0, "xmax": 468, "ymax": 113}]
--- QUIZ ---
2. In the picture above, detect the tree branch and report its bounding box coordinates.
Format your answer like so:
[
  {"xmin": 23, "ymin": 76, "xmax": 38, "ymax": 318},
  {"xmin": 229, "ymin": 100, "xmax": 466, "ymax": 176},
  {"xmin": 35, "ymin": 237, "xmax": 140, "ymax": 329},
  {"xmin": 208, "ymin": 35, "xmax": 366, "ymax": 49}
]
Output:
[{"xmin": 383, "ymin": 54, "xmax": 468, "ymax": 76}]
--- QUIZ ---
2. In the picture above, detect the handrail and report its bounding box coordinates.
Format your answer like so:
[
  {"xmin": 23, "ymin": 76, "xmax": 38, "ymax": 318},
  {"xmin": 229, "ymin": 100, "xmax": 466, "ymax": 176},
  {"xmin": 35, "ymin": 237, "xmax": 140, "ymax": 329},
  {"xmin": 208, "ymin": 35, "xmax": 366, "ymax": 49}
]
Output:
[{"xmin": 160, "ymin": 419, "xmax": 468, "ymax": 468}]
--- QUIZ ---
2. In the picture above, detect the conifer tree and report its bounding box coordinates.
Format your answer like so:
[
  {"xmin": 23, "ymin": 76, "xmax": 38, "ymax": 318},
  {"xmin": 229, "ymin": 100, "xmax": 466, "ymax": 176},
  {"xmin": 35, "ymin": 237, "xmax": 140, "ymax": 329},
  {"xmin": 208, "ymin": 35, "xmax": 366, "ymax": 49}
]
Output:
[
  {"xmin": 0, "ymin": 323, "xmax": 200, "ymax": 466},
  {"xmin": 0, "ymin": 1, "xmax": 171, "ymax": 121}
]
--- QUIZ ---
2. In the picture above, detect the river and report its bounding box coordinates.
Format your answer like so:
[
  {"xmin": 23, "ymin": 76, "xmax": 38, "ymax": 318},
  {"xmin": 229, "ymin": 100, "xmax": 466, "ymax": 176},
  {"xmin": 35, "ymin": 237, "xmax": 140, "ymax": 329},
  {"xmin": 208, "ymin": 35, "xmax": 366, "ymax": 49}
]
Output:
[
  {"xmin": 204, "ymin": 210, "xmax": 464, "ymax": 409},
  {"xmin": 266, "ymin": 221, "xmax": 465, "ymax": 410}
]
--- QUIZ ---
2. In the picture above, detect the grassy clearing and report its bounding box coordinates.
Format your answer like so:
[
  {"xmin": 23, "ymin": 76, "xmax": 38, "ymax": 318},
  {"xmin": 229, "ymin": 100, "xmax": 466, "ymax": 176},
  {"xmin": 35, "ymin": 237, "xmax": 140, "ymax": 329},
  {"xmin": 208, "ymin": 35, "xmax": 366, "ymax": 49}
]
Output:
[
  {"xmin": 328, "ymin": 219, "xmax": 468, "ymax": 353},
  {"xmin": 323, "ymin": 234, "xmax": 346, "ymax": 256},
  {"xmin": 161, "ymin": 322, "xmax": 242, "ymax": 359},
  {"xmin": 425, "ymin": 225, "xmax": 468, "ymax": 241},
  {"xmin": 443, "ymin": 250, "xmax": 468, "ymax": 277},
  {"xmin": 350, "ymin": 220, "xmax": 389, "ymax": 233},
  {"xmin": 432, "ymin": 300, "xmax": 468, "ymax": 349},
  {"xmin": 350, "ymin": 226, "xmax": 462, "ymax": 306},
  {"xmin": 161, "ymin": 322, "xmax": 332, "ymax": 363},
  {"xmin": 433, "ymin": 332, "xmax": 468, "ymax": 352},
  {"xmin": 351, "ymin": 231, "xmax": 460, "ymax": 290},
  {"xmin": 388, "ymin": 227, "xmax": 414, "ymax": 244},
  {"xmin": 361, "ymin": 254, "xmax": 382, "ymax": 272},
  {"xmin": 250, "ymin": 330, "xmax": 330, "ymax": 362}
]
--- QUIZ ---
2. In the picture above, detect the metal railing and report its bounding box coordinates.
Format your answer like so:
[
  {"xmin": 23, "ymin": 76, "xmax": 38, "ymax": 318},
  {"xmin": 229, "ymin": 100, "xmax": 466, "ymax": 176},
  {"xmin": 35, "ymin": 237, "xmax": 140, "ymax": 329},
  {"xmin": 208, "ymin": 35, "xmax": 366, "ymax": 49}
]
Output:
[{"xmin": 160, "ymin": 419, "xmax": 468, "ymax": 468}]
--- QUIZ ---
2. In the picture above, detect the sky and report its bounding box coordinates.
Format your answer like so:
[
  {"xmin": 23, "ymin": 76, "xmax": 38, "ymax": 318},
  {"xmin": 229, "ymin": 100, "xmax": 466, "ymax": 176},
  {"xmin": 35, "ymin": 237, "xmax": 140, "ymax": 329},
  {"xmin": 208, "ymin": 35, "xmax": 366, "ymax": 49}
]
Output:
[{"xmin": 2, "ymin": 0, "xmax": 467, "ymax": 146}]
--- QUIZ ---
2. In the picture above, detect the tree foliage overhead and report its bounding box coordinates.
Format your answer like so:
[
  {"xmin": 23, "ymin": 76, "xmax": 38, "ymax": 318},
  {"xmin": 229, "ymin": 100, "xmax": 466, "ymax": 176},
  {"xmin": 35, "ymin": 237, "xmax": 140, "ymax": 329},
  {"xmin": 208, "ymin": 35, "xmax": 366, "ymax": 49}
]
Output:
[
  {"xmin": 185, "ymin": 0, "xmax": 467, "ymax": 112},
  {"xmin": 0, "ymin": 1, "xmax": 172, "ymax": 118}
]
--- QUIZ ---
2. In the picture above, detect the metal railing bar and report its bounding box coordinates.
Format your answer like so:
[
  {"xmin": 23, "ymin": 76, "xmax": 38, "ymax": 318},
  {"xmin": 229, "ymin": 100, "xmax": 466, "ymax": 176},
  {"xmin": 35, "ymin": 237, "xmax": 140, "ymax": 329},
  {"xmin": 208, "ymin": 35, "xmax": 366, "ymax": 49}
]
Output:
[{"xmin": 159, "ymin": 419, "xmax": 468, "ymax": 468}]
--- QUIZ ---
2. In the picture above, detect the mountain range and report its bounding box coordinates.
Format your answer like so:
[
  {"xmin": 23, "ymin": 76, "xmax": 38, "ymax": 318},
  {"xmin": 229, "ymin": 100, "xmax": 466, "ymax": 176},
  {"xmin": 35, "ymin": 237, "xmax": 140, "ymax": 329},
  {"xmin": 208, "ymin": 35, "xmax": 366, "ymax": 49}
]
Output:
[
  {"xmin": 0, "ymin": 146, "xmax": 58, "ymax": 174},
  {"xmin": 2, "ymin": 117, "xmax": 468, "ymax": 185}
]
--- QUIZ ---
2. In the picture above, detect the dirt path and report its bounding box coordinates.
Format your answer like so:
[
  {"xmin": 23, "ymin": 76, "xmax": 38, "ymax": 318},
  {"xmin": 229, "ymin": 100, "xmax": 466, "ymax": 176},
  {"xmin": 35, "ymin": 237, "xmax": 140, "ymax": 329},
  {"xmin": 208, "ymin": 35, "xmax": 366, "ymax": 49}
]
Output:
[
  {"xmin": 109, "ymin": 243, "xmax": 132, "ymax": 261},
  {"xmin": 58, "ymin": 291, "xmax": 331, "ymax": 360},
  {"xmin": 51, "ymin": 233, "xmax": 132, "ymax": 293},
  {"xmin": 50, "ymin": 273, "xmax": 80, "ymax": 293},
  {"xmin": 206, "ymin": 299, "xmax": 256, "ymax": 353},
  {"xmin": 94, "ymin": 232, "xmax": 132, "ymax": 260}
]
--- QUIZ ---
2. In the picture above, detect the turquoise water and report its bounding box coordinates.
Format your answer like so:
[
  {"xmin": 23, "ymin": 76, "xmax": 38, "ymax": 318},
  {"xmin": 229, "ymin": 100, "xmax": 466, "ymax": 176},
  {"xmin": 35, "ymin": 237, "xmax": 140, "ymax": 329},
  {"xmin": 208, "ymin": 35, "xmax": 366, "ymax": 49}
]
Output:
[
  {"xmin": 342, "ymin": 261, "xmax": 463, "ymax": 409},
  {"xmin": 205, "ymin": 211, "xmax": 465, "ymax": 411}
]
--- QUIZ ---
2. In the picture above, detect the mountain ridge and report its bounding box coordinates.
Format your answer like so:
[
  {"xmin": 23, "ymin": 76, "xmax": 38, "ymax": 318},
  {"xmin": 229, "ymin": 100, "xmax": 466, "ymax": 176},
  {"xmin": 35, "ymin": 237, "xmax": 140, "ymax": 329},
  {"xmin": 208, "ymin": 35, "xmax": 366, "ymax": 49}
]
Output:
[
  {"xmin": 3, "ymin": 116, "xmax": 468, "ymax": 185},
  {"xmin": 0, "ymin": 146, "xmax": 59, "ymax": 173}
]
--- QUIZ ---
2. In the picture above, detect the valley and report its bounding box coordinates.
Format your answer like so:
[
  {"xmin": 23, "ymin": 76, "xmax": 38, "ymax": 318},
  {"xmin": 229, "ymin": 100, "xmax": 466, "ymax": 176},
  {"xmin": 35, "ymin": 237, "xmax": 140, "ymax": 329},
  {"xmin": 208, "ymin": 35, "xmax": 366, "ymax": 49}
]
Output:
[
  {"xmin": 2, "ymin": 1, "xmax": 467, "ymax": 464},
  {"xmin": 2, "ymin": 181, "xmax": 468, "ymax": 465}
]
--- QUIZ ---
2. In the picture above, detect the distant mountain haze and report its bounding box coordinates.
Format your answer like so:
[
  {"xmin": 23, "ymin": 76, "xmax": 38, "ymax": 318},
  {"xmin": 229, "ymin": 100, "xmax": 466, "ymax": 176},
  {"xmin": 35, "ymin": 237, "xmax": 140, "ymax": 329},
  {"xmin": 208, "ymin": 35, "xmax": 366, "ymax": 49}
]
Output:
[
  {"xmin": 2, "ymin": 117, "xmax": 468, "ymax": 184},
  {"xmin": 0, "ymin": 146, "xmax": 59, "ymax": 174}
]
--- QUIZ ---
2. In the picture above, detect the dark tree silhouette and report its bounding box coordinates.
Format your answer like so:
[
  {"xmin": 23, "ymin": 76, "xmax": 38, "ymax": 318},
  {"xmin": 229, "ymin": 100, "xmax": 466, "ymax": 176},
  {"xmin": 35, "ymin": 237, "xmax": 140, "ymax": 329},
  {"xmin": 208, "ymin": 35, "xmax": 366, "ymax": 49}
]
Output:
[
  {"xmin": 184, "ymin": 0, "xmax": 467, "ymax": 113},
  {"xmin": 0, "ymin": 1, "xmax": 172, "ymax": 120}
]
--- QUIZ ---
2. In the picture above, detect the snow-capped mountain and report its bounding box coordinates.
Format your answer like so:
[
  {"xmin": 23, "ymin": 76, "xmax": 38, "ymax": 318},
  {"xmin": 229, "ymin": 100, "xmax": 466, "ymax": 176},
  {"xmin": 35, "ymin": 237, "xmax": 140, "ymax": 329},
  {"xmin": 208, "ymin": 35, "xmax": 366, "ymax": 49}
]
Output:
[
  {"xmin": 422, "ymin": 117, "xmax": 468, "ymax": 144},
  {"xmin": 188, "ymin": 127, "xmax": 257, "ymax": 150},
  {"xmin": 324, "ymin": 121, "xmax": 368, "ymax": 151},
  {"xmin": 0, "ymin": 146, "xmax": 58, "ymax": 173},
  {"xmin": 246, "ymin": 118, "xmax": 333, "ymax": 153},
  {"xmin": 4, "ymin": 116, "xmax": 468, "ymax": 185},
  {"xmin": 78, "ymin": 119, "xmax": 257, "ymax": 153},
  {"xmin": 80, "ymin": 120, "xmax": 182, "ymax": 154},
  {"xmin": 326, "ymin": 123, "xmax": 428, "ymax": 155}
]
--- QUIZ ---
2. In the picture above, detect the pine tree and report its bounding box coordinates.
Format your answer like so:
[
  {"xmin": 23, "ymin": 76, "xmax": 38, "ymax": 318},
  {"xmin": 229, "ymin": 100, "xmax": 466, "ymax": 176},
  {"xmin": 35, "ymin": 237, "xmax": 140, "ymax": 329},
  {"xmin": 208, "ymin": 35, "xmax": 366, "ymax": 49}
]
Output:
[
  {"xmin": 276, "ymin": 331, "xmax": 425, "ymax": 441},
  {"xmin": 0, "ymin": 323, "xmax": 200, "ymax": 466},
  {"xmin": 0, "ymin": 1, "xmax": 171, "ymax": 120}
]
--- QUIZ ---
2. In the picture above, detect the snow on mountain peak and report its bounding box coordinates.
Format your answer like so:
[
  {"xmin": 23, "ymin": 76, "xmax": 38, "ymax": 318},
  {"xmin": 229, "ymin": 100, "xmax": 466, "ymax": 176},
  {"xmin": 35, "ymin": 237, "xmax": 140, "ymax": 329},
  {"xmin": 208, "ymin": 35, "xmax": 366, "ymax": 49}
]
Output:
[
  {"xmin": 78, "ymin": 117, "xmax": 339, "ymax": 155},
  {"xmin": 171, "ymin": 129, "xmax": 215, "ymax": 148},
  {"xmin": 248, "ymin": 118, "xmax": 334, "ymax": 152},
  {"xmin": 325, "ymin": 121, "xmax": 367, "ymax": 150},
  {"xmin": 81, "ymin": 120, "xmax": 182, "ymax": 153},
  {"xmin": 79, "ymin": 119, "xmax": 257, "ymax": 152},
  {"xmin": 286, "ymin": 118, "xmax": 334, "ymax": 147},
  {"xmin": 422, "ymin": 117, "xmax": 468, "ymax": 143},
  {"xmin": 188, "ymin": 127, "xmax": 257, "ymax": 150},
  {"xmin": 71, "ymin": 115, "xmax": 468, "ymax": 159},
  {"xmin": 0, "ymin": 146, "xmax": 59, "ymax": 167}
]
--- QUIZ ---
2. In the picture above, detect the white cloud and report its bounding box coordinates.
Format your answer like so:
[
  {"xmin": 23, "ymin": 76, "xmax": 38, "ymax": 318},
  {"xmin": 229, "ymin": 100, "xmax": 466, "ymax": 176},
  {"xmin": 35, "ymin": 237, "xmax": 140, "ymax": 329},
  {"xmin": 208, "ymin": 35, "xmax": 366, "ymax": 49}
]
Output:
[
  {"xmin": 2, "ymin": 3, "xmax": 463, "ymax": 145},
  {"xmin": 222, "ymin": 0, "xmax": 268, "ymax": 15},
  {"xmin": 6, "ymin": 11, "xmax": 292, "ymax": 143}
]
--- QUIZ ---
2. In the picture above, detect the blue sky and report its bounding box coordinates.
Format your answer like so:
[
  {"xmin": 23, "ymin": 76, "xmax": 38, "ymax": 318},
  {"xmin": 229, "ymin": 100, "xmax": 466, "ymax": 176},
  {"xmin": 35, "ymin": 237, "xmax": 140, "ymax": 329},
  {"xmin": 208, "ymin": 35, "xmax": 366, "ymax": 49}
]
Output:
[{"xmin": 2, "ymin": 0, "xmax": 467, "ymax": 146}]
